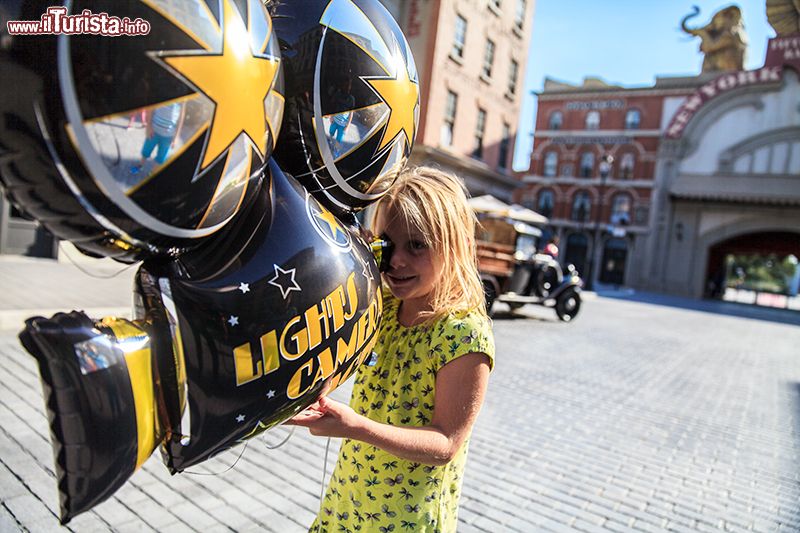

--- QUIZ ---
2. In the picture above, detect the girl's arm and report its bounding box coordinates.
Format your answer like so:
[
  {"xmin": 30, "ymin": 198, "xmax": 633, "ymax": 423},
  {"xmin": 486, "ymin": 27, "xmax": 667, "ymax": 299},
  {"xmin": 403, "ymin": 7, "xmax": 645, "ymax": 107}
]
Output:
[{"xmin": 287, "ymin": 352, "xmax": 490, "ymax": 466}]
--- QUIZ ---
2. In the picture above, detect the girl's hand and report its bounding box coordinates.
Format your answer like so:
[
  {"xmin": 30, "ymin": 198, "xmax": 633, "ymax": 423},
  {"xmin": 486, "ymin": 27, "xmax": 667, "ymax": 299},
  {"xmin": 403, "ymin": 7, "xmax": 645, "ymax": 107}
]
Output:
[
  {"xmin": 285, "ymin": 396, "xmax": 362, "ymax": 438},
  {"xmin": 285, "ymin": 401, "xmax": 325, "ymax": 425}
]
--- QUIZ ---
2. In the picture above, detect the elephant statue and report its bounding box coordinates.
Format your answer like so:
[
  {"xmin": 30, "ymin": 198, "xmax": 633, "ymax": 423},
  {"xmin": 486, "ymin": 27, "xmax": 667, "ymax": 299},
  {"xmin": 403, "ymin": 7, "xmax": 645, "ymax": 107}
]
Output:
[{"xmin": 681, "ymin": 5, "xmax": 748, "ymax": 72}]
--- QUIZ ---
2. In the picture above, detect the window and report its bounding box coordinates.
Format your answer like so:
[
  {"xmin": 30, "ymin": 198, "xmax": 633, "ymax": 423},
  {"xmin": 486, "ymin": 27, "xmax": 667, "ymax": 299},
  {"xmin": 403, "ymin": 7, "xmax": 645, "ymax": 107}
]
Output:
[
  {"xmin": 625, "ymin": 109, "xmax": 641, "ymax": 130},
  {"xmin": 611, "ymin": 194, "xmax": 632, "ymax": 226},
  {"xmin": 585, "ymin": 110, "xmax": 600, "ymax": 130},
  {"xmin": 452, "ymin": 15, "xmax": 467, "ymax": 59},
  {"xmin": 482, "ymin": 39, "xmax": 495, "ymax": 78},
  {"xmin": 543, "ymin": 151, "xmax": 558, "ymax": 176},
  {"xmin": 472, "ymin": 108, "xmax": 486, "ymax": 159},
  {"xmin": 498, "ymin": 123, "xmax": 510, "ymax": 169},
  {"xmin": 579, "ymin": 152, "xmax": 595, "ymax": 177},
  {"xmin": 548, "ymin": 111, "xmax": 563, "ymax": 130},
  {"xmin": 514, "ymin": 0, "xmax": 526, "ymax": 29},
  {"xmin": 538, "ymin": 190, "xmax": 554, "ymax": 218},
  {"xmin": 619, "ymin": 153, "xmax": 635, "ymax": 179},
  {"xmin": 507, "ymin": 59, "xmax": 519, "ymax": 96},
  {"xmin": 571, "ymin": 191, "xmax": 591, "ymax": 222},
  {"xmin": 441, "ymin": 90, "xmax": 458, "ymax": 147}
]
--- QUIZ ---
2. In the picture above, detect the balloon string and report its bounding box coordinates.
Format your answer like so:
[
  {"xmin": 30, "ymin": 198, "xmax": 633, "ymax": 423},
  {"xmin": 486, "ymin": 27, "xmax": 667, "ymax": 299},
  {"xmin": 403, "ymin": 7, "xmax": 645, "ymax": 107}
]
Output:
[
  {"xmin": 58, "ymin": 242, "xmax": 136, "ymax": 279},
  {"xmin": 183, "ymin": 442, "xmax": 248, "ymax": 476},
  {"xmin": 262, "ymin": 426, "xmax": 296, "ymax": 450},
  {"xmin": 182, "ymin": 426, "xmax": 296, "ymax": 477},
  {"xmin": 320, "ymin": 437, "xmax": 331, "ymax": 505}
]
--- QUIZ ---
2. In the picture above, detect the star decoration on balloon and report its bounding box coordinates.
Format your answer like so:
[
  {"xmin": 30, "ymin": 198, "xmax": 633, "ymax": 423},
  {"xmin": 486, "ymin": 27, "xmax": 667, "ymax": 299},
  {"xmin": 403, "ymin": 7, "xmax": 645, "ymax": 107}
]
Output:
[
  {"xmin": 266, "ymin": 390, "xmax": 276, "ymax": 399},
  {"xmin": 162, "ymin": 0, "xmax": 280, "ymax": 169},
  {"xmin": 228, "ymin": 315, "xmax": 239, "ymax": 326},
  {"xmin": 315, "ymin": 209, "xmax": 345, "ymax": 240},
  {"xmin": 364, "ymin": 58, "xmax": 419, "ymax": 153},
  {"xmin": 360, "ymin": 254, "xmax": 374, "ymax": 282},
  {"xmin": 238, "ymin": 283, "xmax": 250, "ymax": 294},
  {"xmin": 269, "ymin": 265, "xmax": 301, "ymax": 299},
  {"xmin": 306, "ymin": 197, "xmax": 351, "ymax": 249}
]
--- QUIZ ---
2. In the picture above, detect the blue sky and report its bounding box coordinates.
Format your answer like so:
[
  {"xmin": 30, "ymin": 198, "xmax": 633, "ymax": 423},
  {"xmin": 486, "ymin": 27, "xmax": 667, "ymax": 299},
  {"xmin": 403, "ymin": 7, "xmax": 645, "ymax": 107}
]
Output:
[{"xmin": 512, "ymin": 0, "xmax": 776, "ymax": 170}]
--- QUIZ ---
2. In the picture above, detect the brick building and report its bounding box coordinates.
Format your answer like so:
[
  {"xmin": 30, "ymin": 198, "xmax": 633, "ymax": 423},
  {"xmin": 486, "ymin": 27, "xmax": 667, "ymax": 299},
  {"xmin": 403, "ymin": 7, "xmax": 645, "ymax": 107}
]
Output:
[
  {"xmin": 384, "ymin": 0, "xmax": 534, "ymax": 200},
  {"xmin": 515, "ymin": 75, "xmax": 707, "ymax": 287}
]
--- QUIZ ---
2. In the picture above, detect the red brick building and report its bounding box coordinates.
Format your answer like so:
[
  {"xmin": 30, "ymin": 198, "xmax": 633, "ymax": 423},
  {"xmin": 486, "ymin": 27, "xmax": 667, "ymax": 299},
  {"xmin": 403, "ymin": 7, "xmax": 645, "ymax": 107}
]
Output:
[{"xmin": 515, "ymin": 76, "xmax": 705, "ymax": 287}]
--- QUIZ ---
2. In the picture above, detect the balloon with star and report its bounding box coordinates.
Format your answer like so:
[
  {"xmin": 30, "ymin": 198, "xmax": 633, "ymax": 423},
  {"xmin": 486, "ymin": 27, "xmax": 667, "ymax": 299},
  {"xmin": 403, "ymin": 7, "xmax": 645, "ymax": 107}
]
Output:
[
  {"xmin": 270, "ymin": 0, "xmax": 419, "ymax": 216},
  {"xmin": 137, "ymin": 160, "xmax": 383, "ymax": 474},
  {"xmin": 2, "ymin": 0, "xmax": 408, "ymax": 525},
  {"xmin": 0, "ymin": 0, "xmax": 283, "ymax": 262},
  {"xmin": 21, "ymin": 160, "xmax": 384, "ymax": 523}
]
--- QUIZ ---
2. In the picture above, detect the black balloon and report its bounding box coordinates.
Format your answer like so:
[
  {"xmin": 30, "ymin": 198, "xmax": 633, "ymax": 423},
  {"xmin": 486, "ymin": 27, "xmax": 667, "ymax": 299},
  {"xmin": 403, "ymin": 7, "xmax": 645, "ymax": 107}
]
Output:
[
  {"xmin": 3, "ymin": 0, "xmax": 418, "ymax": 524},
  {"xmin": 18, "ymin": 161, "xmax": 383, "ymax": 522},
  {"xmin": 20, "ymin": 312, "xmax": 164, "ymax": 524},
  {"xmin": 271, "ymin": 0, "xmax": 419, "ymax": 214},
  {"xmin": 0, "ymin": 0, "xmax": 283, "ymax": 261},
  {"xmin": 139, "ymin": 160, "xmax": 382, "ymax": 471}
]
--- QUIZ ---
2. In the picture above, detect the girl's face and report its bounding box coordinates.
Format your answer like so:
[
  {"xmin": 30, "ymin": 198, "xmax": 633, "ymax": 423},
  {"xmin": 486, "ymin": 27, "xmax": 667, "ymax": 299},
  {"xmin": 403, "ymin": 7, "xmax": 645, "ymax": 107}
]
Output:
[{"xmin": 376, "ymin": 205, "xmax": 443, "ymax": 310}]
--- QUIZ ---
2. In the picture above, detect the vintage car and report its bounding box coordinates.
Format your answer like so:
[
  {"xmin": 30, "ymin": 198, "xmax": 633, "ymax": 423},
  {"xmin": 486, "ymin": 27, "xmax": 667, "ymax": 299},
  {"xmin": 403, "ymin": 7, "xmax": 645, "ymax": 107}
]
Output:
[{"xmin": 471, "ymin": 196, "xmax": 583, "ymax": 322}]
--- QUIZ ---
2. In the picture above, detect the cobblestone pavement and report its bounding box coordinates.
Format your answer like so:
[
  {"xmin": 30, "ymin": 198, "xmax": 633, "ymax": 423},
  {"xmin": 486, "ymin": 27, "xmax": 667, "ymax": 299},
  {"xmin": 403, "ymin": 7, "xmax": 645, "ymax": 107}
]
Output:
[{"xmin": 1, "ymin": 292, "xmax": 798, "ymax": 532}]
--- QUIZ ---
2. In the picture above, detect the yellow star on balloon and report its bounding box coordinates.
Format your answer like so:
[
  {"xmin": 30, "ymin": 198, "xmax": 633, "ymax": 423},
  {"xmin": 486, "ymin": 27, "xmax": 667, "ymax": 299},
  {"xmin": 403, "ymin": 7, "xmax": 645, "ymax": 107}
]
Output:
[
  {"xmin": 164, "ymin": 0, "xmax": 279, "ymax": 169},
  {"xmin": 365, "ymin": 63, "xmax": 418, "ymax": 153},
  {"xmin": 315, "ymin": 208, "xmax": 344, "ymax": 239}
]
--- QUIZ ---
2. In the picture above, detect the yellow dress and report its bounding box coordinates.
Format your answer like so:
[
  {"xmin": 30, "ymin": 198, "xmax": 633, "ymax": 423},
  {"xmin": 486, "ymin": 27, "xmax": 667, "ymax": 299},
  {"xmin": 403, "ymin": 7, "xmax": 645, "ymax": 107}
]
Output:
[{"xmin": 310, "ymin": 290, "xmax": 495, "ymax": 532}]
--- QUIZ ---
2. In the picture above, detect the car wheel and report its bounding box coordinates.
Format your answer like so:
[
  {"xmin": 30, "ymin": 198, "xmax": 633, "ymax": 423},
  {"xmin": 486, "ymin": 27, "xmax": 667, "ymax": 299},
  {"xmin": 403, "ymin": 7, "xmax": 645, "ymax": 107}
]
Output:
[{"xmin": 555, "ymin": 290, "xmax": 581, "ymax": 322}]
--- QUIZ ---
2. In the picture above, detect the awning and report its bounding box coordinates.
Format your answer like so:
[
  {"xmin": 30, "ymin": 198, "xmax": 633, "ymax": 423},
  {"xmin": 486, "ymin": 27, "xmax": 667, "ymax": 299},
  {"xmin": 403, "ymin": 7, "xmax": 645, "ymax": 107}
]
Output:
[{"xmin": 468, "ymin": 195, "xmax": 549, "ymax": 225}]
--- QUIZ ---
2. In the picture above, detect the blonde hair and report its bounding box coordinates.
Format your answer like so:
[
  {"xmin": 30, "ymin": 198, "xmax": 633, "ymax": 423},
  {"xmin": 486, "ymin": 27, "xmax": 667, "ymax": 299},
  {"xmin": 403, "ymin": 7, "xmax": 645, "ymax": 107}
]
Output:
[{"xmin": 370, "ymin": 166, "xmax": 487, "ymax": 322}]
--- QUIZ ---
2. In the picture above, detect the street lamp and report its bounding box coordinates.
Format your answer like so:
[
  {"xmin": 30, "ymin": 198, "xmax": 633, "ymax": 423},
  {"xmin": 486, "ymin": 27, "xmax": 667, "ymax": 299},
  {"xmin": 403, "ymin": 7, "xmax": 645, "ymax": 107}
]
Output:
[{"xmin": 585, "ymin": 154, "xmax": 613, "ymax": 291}]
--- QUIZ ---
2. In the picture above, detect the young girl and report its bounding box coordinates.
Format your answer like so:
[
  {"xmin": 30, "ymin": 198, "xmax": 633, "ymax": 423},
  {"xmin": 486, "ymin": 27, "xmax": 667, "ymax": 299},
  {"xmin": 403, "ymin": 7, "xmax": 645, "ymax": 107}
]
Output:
[{"xmin": 288, "ymin": 166, "xmax": 495, "ymax": 532}]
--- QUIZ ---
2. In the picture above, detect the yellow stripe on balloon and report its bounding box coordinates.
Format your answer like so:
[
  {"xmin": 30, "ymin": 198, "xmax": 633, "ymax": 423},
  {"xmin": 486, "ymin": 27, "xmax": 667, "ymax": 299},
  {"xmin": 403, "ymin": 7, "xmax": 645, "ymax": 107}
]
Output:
[{"xmin": 101, "ymin": 317, "xmax": 157, "ymax": 469}]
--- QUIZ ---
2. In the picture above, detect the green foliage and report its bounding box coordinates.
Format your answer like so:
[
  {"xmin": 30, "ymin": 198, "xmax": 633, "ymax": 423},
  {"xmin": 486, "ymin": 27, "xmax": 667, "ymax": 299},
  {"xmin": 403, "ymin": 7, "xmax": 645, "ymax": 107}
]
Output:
[{"xmin": 725, "ymin": 253, "xmax": 798, "ymax": 293}]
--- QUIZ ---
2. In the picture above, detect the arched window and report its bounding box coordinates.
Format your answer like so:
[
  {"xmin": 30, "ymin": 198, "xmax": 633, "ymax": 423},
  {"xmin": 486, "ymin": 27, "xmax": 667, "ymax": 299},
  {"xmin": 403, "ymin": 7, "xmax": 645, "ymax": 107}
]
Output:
[
  {"xmin": 543, "ymin": 151, "xmax": 558, "ymax": 176},
  {"xmin": 548, "ymin": 111, "xmax": 563, "ymax": 130},
  {"xmin": 538, "ymin": 189, "xmax": 554, "ymax": 218},
  {"xmin": 619, "ymin": 153, "xmax": 635, "ymax": 179},
  {"xmin": 611, "ymin": 194, "xmax": 632, "ymax": 225},
  {"xmin": 624, "ymin": 109, "xmax": 641, "ymax": 130},
  {"xmin": 571, "ymin": 191, "xmax": 591, "ymax": 221},
  {"xmin": 579, "ymin": 152, "xmax": 595, "ymax": 177},
  {"xmin": 585, "ymin": 110, "xmax": 600, "ymax": 130}
]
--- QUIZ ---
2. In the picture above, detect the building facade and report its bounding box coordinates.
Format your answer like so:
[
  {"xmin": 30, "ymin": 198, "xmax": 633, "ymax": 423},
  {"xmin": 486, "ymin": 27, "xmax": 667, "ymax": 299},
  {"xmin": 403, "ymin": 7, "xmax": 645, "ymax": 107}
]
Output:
[
  {"xmin": 643, "ymin": 37, "xmax": 800, "ymax": 306},
  {"xmin": 385, "ymin": 0, "xmax": 534, "ymax": 200},
  {"xmin": 519, "ymin": 26, "xmax": 800, "ymax": 306},
  {"xmin": 515, "ymin": 76, "xmax": 704, "ymax": 288}
]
